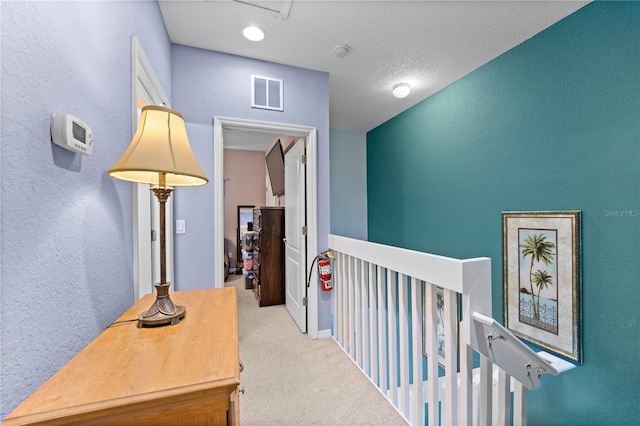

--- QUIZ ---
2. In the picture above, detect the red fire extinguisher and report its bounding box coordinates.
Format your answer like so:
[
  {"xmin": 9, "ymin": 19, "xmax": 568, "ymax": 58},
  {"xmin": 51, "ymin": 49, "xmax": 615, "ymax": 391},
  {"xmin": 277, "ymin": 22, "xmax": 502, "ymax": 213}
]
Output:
[
  {"xmin": 307, "ymin": 250, "xmax": 334, "ymax": 291},
  {"xmin": 318, "ymin": 258, "xmax": 332, "ymax": 291}
]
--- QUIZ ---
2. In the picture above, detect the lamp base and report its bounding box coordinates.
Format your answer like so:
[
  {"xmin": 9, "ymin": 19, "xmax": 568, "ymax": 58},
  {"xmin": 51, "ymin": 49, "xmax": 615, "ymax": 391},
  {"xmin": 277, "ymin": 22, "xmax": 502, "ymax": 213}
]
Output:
[{"xmin": 137, "ymin": 283, "xmax": 186, "ymax": 328}]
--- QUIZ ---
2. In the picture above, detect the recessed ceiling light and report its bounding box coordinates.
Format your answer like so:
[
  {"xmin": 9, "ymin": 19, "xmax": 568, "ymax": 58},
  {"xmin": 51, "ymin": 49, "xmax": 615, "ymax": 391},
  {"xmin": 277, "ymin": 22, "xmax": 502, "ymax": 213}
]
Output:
[
  {"xmin": 392, "ymin": 83, "xmax": 411, "ymax": 99},
  {"xmin": 243, "ymin": 26, "xmax": 265, "ymax": 42}
]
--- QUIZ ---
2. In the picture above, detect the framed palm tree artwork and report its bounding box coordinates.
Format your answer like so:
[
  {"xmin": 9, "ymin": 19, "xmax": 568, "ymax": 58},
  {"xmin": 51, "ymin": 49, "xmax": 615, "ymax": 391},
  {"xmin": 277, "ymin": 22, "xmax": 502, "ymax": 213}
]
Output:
[{"xmin": 502, "ymin": 211, "xmax": 582, "ymax": 363}]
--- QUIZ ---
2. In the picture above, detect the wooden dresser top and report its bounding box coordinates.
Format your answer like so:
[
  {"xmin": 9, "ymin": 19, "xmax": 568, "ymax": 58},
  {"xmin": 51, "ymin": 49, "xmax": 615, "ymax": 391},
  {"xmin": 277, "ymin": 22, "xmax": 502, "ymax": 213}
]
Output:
[{"xmin": 4, "ymin": 287, "xmax": 239, "ymax": 425}]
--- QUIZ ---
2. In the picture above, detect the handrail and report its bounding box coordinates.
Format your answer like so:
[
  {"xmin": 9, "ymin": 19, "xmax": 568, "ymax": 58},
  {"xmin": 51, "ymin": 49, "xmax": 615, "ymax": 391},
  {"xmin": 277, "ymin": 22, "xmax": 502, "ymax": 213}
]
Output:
[
  {"xmin": 328, "ymin": 234, "xmax": 493, "ymax": 348},
  {"xmin": 328, "ymin": 234, "xmax": 487, "ymax": 293}
]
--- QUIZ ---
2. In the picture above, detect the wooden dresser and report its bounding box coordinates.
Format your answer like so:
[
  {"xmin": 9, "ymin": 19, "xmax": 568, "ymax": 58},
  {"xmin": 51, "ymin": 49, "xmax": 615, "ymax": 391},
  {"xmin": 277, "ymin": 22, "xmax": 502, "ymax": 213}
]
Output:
[
  {"xmin": 252, "ymin": 207, "xmax": 285, "ymax": 307},
  {"xmin": 3, "ymin": 288, "xmax": 240, "ymax": 425}
]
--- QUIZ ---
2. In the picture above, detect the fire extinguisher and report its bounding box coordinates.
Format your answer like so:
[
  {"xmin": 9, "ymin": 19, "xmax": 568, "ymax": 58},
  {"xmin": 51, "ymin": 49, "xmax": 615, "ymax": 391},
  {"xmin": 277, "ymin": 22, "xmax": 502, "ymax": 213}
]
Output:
[
  {"xmin": 318, "ymin": 258, "xmax": 332, "ymax": 291},
  {"xmin": 307, "ymin": 250, "xmax": 334, "ymax": 291}
]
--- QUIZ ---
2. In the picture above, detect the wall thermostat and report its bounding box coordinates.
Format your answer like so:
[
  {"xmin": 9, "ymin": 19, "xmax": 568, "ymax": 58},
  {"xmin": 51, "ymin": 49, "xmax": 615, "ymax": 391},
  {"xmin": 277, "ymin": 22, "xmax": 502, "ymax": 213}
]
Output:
[{"xmin": 51, "ymin": 113, "xmax": 93, "ymax": 155}]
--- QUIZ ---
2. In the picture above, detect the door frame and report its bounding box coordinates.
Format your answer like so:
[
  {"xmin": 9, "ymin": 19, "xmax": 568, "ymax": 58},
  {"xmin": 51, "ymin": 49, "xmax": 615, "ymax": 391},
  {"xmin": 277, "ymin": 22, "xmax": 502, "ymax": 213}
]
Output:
[
  {"xmin": 131, "ymin": 36, "xmax": 172, "ymax": 301},
  {"xmin": 213, "ymin": 116, "xmax": 320, "ymax": 339}
]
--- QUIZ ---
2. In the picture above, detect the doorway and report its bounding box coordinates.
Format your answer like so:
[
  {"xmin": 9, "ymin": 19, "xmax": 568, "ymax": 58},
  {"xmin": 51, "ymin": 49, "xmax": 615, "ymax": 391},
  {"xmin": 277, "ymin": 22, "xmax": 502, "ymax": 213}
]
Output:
[{"xmin": 213, "ymin": 117, "xmax": 320, "ymax": 339}]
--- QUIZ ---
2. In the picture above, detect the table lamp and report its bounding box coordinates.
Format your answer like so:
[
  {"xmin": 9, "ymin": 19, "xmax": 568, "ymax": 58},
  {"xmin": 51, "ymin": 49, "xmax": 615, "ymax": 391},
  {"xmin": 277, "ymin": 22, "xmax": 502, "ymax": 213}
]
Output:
[{"xmin": 108, "ymin": 105, "xmax": 208, "ymax": 327}]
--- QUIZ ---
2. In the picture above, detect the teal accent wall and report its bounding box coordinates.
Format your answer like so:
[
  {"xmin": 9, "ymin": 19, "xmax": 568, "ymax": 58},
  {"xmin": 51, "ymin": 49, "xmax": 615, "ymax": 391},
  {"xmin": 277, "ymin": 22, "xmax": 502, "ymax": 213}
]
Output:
[
  {"xmin": 367, "ymin": 2, "xmax": 639, "ymax": 424},
  {"xmin": 330, "ymin": 130, "xmax": 368, "ymax": 240}
]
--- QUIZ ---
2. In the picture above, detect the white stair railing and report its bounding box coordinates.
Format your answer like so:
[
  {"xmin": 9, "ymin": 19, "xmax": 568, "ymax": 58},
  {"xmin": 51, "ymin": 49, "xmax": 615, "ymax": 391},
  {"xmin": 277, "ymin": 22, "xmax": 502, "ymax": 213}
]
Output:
[{"xmin": 329, "ymin": 234, "xmax": 574, "ymax": 426}]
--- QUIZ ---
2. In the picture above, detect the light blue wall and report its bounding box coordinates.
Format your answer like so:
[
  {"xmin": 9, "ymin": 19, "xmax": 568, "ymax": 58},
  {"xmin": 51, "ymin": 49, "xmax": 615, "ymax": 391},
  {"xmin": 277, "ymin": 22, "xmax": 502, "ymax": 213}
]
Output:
[
  {"xmin": 367, "ymin": 2, "xmax": 639, "ymax": 424},
  {"xmin": 0, "ymin": 0, "xmax": 171, "ymax": 416},
  {"xmin": 330, "ymin": 130, "xmax": 368, "ymax": 240},
  {"xmin": 169, "ymin": 45, "xmax": 332, "ymax": 329}
]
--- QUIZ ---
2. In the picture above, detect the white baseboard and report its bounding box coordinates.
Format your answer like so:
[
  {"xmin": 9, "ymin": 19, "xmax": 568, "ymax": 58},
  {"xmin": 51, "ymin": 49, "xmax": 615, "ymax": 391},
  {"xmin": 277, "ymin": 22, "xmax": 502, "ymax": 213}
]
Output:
[{"xmin": 317, "ymin": 329, "xmax": 332, "ymax": 339}]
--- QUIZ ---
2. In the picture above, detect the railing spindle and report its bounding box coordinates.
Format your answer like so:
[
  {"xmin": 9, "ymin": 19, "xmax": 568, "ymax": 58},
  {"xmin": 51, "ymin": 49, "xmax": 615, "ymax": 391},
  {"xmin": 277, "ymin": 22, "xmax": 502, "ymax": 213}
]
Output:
[
  {"xmin": 425, "ymin": 283, "xmax": 439, "ymax": 426},
  {"xmin": 335, "ymin": 252, "xmax": 342, "ymax": 345},
  {"xmin": 355, "ymin": 258, "xmax": 362, "ymax": 366},
  {"xmin": 513, "ymin": 380, "xmax": 528, "ymax": 426},
  {"xmin": 339, "ymin": 252, "xmax": 347, "ymax": 347},
  {"xmin": 348, "ymin": 255, "xmax": 356, "ymax": 357},
  {"xmin": 460, "ymin": 334, "xmax": 474, "ymax": 425},
  {"xmin": 398, "ymin": 273, "xmax": 410, "ymax": 416},
  {"xmin": 443, "ymin": 288, "xmax": 459, "ymax": 426},
  {"xmin": 410, "ymin": 277, "xmax": 424, "ymax": 425},
  {"xmin": 387, "ymin": 268, "xmax": 398, "ymax": 406},
  {"xmin": 496, "ymin": 369, "xmax": 511, "ymax": 426},
  {"xmin": 377, "ymin": 266, "xmax": 387, "ymax": 392},
  {"xmin": 479, "ymin": 356, "xmax": 493, "ymax": 425},
  {"xmin": 368, "ymin": 262, "xmax": 378, "ymax": 382}
]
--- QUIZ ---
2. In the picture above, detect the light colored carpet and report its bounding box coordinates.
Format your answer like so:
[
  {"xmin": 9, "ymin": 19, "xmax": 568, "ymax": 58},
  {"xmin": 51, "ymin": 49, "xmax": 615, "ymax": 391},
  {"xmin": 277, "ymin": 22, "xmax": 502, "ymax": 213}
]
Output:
[{"xmin": 226, "ymin": 275, "xmax": 407, "ymax": 426}]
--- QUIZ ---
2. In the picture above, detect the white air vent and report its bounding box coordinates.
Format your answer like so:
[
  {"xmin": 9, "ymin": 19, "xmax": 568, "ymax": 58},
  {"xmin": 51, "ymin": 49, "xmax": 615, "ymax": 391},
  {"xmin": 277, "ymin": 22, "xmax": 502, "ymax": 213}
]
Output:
[
  {"xmin": 252, "ymin": 75, "xmax": 283, "ymax": 112},
  {"xmin": 233, "ymin": 0, "xmax": 293, "ymax": 20}
]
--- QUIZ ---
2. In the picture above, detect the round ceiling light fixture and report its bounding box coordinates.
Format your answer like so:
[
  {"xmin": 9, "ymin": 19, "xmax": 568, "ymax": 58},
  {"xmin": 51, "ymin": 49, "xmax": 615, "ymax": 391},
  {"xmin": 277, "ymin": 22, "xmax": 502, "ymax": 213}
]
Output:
[
  {"xmin": 243, "ymin": 26, "xmax": 265, "ymax": 42},
  {"xmin": 392, "ymin": 83, "xmax": 411, "ymax": 99},
  {"xmin": 334, "ymin": 44, "xmax": 351, "ymax": 58}
]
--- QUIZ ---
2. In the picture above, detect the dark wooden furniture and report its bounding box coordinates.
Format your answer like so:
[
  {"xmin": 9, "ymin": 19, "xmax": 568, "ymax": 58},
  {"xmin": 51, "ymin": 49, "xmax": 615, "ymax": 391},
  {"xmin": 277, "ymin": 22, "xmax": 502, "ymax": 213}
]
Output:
[
  {"xmin": 252, "ymin": 207, "xmax": 285, "ymax": 306},
  {"xmin": 3, "ymin": 288, "xmax": 240, "ymax": 426}
]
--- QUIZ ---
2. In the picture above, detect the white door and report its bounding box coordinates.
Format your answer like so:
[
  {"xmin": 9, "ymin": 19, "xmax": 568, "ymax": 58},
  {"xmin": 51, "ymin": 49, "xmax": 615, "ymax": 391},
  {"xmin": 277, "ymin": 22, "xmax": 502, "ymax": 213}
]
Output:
[{"xmin": 284, "ymin": 139, "xmax": 307, "ymax": 332}]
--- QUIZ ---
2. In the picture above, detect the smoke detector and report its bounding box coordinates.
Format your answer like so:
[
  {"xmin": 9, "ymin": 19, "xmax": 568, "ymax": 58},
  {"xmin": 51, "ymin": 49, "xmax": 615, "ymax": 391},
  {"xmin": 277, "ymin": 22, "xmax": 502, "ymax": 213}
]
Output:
[{"xmin": 334, "ymin": 44, "xmax": 351, "ymax": 58}]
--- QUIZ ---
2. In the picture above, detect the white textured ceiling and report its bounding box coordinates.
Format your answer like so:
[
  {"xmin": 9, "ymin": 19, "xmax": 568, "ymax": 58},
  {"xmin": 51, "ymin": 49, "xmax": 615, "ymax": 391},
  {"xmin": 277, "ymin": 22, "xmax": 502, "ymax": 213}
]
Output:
[{"xmin": 159, "ymin": 0, "xmax": 588, "ymax": 147}]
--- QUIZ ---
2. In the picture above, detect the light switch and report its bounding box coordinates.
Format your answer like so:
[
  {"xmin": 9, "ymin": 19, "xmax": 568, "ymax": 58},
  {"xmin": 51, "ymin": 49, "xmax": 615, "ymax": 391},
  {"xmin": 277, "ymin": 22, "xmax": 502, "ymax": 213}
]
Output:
[{"xmin": 176, "ymin": 219, "xmax": 186, "ymax": 234}]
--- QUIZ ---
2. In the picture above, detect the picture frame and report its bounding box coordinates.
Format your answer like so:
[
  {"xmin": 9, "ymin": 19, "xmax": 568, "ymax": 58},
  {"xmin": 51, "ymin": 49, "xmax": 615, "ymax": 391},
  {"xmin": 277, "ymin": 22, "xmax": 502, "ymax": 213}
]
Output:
[{"xmin": 502, "ymin": 211, "xmax": 581, "ymax": 363}]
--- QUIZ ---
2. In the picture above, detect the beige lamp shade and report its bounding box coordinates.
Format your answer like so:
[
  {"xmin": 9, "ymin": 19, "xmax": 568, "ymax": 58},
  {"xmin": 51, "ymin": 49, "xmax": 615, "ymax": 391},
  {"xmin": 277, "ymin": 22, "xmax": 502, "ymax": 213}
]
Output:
[{"xmin": 108, "ymin": 105, "xmax": 208, "ymax": 186}]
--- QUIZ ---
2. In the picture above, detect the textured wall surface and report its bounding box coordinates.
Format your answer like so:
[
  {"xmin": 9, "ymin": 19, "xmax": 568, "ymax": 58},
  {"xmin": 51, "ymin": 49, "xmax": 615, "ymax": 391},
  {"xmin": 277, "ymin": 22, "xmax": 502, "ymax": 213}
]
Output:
[
  {"xmin": 367, "ymin": 2, "xmax": 639, "ymax": 424},
  {"xmin": 330, "ymin": 130, "xmax": 368, "ymax": 240},
  {"xmin": 170, "ymin": 45, "xmax": 331, "ymax": 329},
  {"xmin": 0, "ymin": 1, "xmax": 171, "ymax": 416}
]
